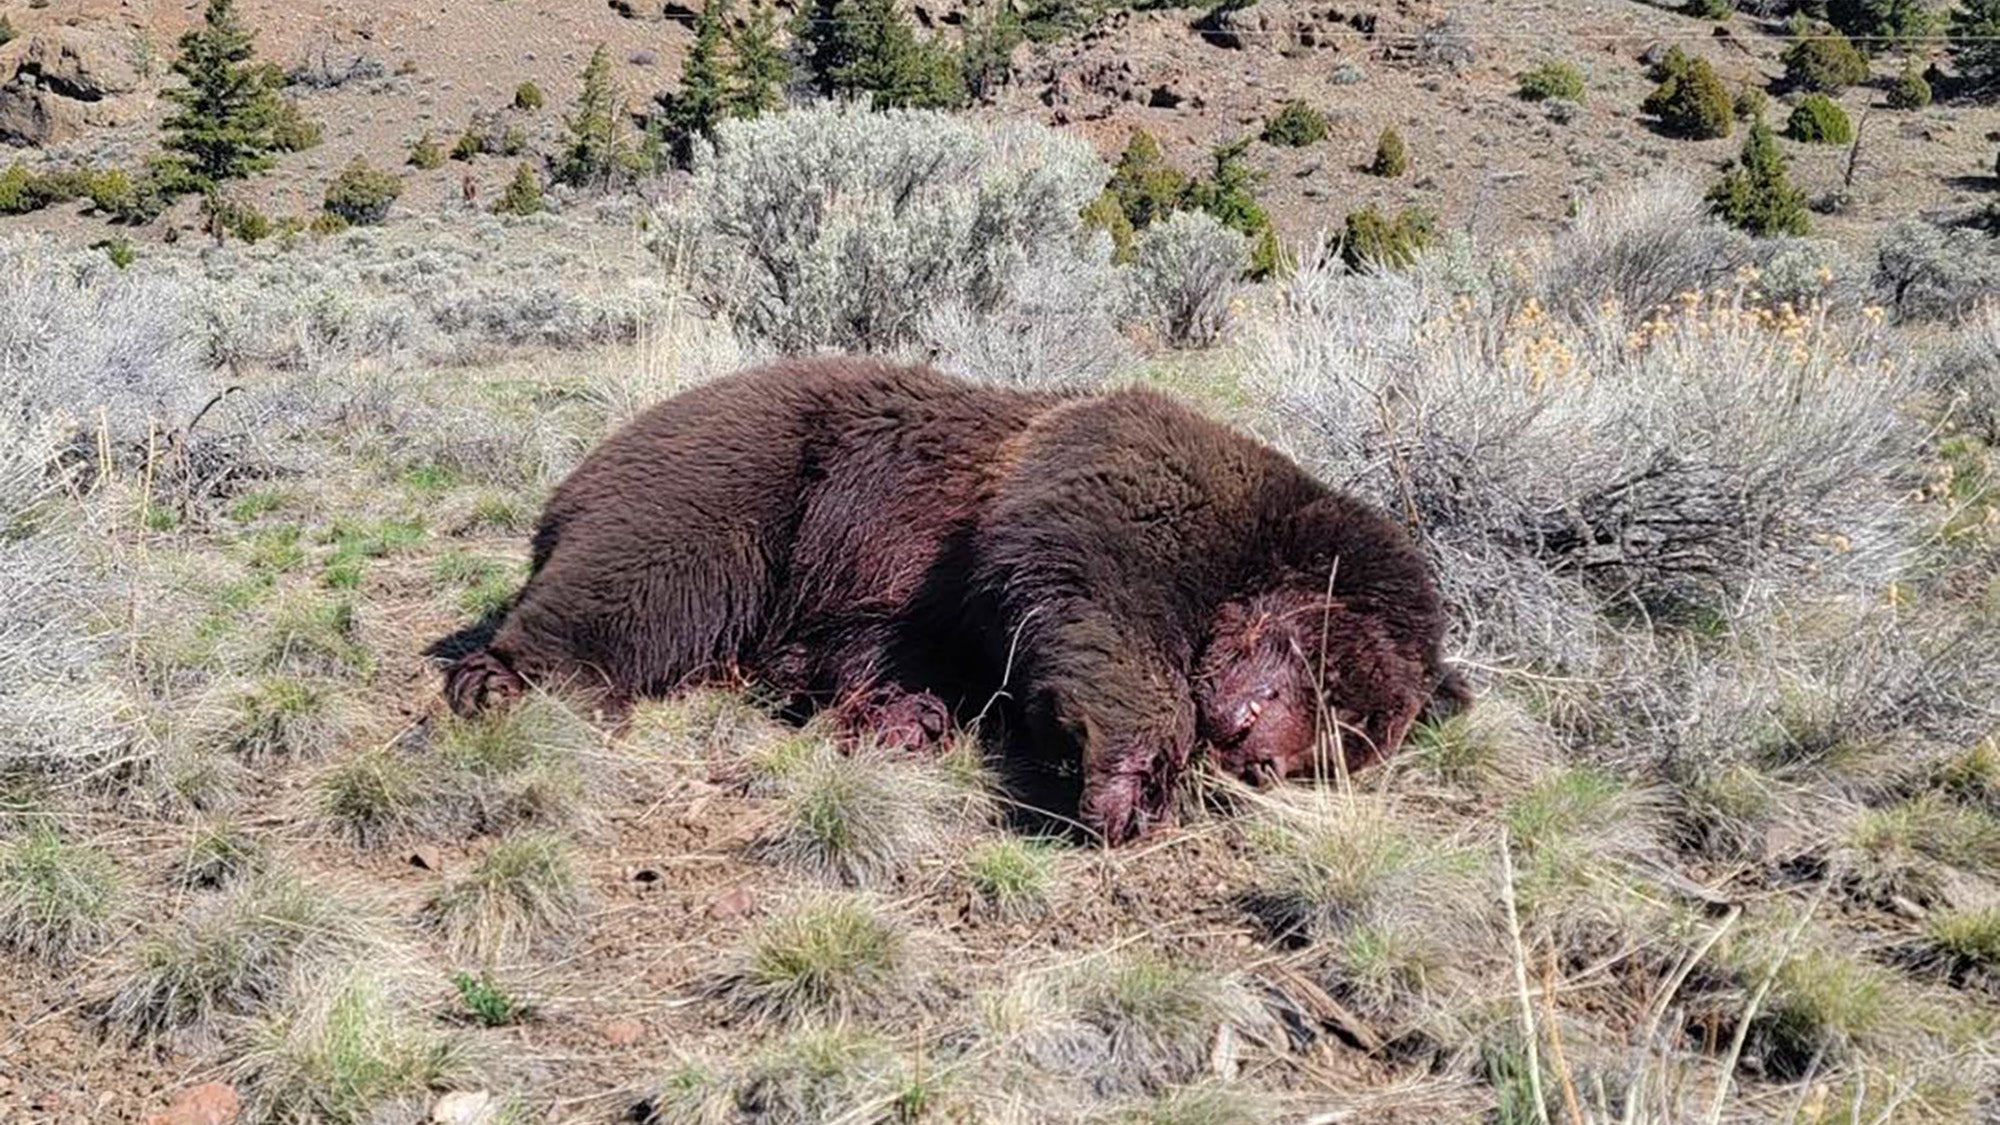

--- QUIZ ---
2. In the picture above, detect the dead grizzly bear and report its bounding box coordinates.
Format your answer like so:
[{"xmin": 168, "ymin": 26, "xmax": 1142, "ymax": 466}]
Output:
[{"xmin": 436, "ymin": 358, "xmax": 1465, "ymax": 843}]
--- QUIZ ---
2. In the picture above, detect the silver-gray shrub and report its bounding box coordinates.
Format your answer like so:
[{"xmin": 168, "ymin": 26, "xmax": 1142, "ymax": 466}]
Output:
[
  {"xmin": 920, "ymin": 247, "xmax": 1135, "ymax": 389},
  {"xmin": 1532, "ymin": 178, "xmax": 1756, "ymax": 321},
  {"xmin": 1249, "ymin": 234, "xmax": 1918, "ymax": 668},
  {"xmin": 1127, "ymin": 210, "xmax": 1247, "ymax": 349},
  {"xmin": 655, "ymin": 102, "xmax": 1115, "ymax": 356},
  {"xmin": 0, "ymin": 406, "xmax": 130, "ymax": 781},
  {"xmin": 0, "ymin": 240, "xmax": 209, "ymax": 448},
  {"xmin": 1874, "ymin": 217, "xmax": 2000, "ymax": 324},
  {"xmin": 1933, "ymin": 303, "xmax": 2000, "ymax": 442}
]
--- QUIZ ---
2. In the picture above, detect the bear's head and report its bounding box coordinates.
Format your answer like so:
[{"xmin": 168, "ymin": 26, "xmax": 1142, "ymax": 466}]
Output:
[{"xmin": 1194, "ymin": 494, "xmax": 1468, "ymax": 784}]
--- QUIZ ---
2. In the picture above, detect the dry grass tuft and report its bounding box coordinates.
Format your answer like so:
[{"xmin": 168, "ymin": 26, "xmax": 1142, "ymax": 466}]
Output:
[
  {"xmin": 233, "ymin": 965, "xmax": 470, "ymax": 1125},
  {"xmin": 753, "ymin": 740, "xmax": 969, "ymax": 886},
  {"xmin": 315, "ymin": 745, "xmax": 439, "ymax": 846},
  {"xmin": 984, "ymin": 949, "xmax": 1267, "ymax": 1097},
  {"xmin": 426, "ymin": 831, "xmax": 590, "ymax": 962},
  {"xmin": 208, "ymin": 674, "xmax": 347, "ymax": 762},
  {"xmin": 1246, "ymin": 793, "xmax": 1491, "ymax": 1042},
  {"xmin": 0, "ymin": 823, "xmax": 119, "ymax": 964},
  {"xmin": 175, "ymin": 817, "xmax": 267, "ymax": 890},
  {"xmin": 964, "ymin": 836, "xmax": 1064, "ymax": 919},
  {"xmin": 106, "ymin": 872, "xmax": 385, "ymax": 1041},
  {"xmin": 317, "ymin": 693, "xmax": 601, "ymax": 845},
  {"xmin": 1112, "ymin": 1082, "xmax": 1279, "ymax": 1125},
  {"xmin": 715, "ymin": 894, "xmax": 911, "ymax": 1025}
]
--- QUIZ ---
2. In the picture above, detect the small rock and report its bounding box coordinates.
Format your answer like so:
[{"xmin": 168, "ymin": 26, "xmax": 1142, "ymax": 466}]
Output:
[
  {"xmin": 143, "ymin": 1083, "xmax": 241, "ymax": 1125},
  {"xmin": 431, "ymin": 1089, "xmax": 496, "ymax": 1125},
  {"xmin": 708, "ymin": 884, "xmax": 756, "ymax": 919},
  {"xmin": 602, "ymin": 1018, "xmax": 647, "ymax": 1047},
  {"xmin": 408, "ymin": 846, "xmax": 443, "ymax": 872}
]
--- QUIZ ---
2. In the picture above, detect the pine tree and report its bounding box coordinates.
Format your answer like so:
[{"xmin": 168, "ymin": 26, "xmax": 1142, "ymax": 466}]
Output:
[
  {"xmin": 1106, "ymin": 129, "xmax": 1188, "ymax": 230},
  {"xmin": 497, "ymin": 162, "xmax": 545, "ymax": 216},
  {"xmin": 1370, "ymin": 126, "xmax": 1408, "ymax": 177},
  {"xmin": 662, "ymin": 0, "xmax": 732, "ymax": 149},
  {"xmin": 1825, "ymin": 0, "xmax": 1936, "ymax": 52},
  {"xmin": 729, "ymin": 4, "xmax": 791, "ymax": 117},
  {"xmin": 796, "ymin": 0, "xmax": 965, "ymax": 109},
  {"xmin": 559, "ymin": 45, "xmax": 630, "ymax": 189},
  {"xmin": 960, "ymin": 3, "xmax": 1025, "ymax": 102},
  {"xmin": 1186, "ymin": 139, "xmax": 1269, "ymax": 238},
  {"xmin": 161, "ymin": 0, "xmax": 280, "ymax": 190},
  {"xmin": 1706, "ymin": 118, "xmax": 1810, "ymax": 236},
  {"xmin": 1952, "ymin": 0, "xmax": 2000, "ymax": 95}
]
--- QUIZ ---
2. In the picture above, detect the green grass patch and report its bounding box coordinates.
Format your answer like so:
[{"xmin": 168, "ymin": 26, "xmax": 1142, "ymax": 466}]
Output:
[
  {"xmin": 965, "ymin": 837, "xmax": 1061, "ymax": 917},
  {"xmin": 228, "ymin": 489, "xmax": 293, "ymax": 523},
  {"xmin": 732, "ymin": 895, "xmax": 906, "ymax": 1023},
  {"xmin": 1502, "ymin": 767, "xmax": 1626, "ymax": 852},
  {"xmin": 451, "ymin": 968, "xmax": 527, "ymax": 1026},
  {"xmin": 0, "ymin": 825, "xmax": 119, "ymax": 964},
  {"xmin": 427, "ymin": 832, "xmax": 588, "ymax": 961},
  {"xmin": 238, "ymin": 969, "xmax": 469, "ymax": 1125}
]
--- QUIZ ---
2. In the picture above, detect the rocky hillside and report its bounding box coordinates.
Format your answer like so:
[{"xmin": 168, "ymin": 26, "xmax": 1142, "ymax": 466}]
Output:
[{"xmin": 1, "ymin": 0, "xmax": 1995, "ymax": 244}]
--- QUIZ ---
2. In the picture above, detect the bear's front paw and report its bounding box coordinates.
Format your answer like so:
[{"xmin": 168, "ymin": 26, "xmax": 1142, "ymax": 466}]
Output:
[{"xmin": 443, "ymin": 649, "xmax": 526, "ymax": 717}]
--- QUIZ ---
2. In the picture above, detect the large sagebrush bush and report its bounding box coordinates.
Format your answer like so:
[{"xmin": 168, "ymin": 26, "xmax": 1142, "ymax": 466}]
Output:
[
  {"xmin": 0, "ymin": 408, "xmax": 131, "ymax": 781},
  {"xmin": 922, "ymin": 249, "xmax": 1135, "ymax": 388},
  {"xmin": 1249, "ymin": 214, "xmax": 1916, "ymax": 665},
  {"xmin": 0, "ymin": 241, "xmax": 210, "ymax": 448},
  {"xmin": 655, "ymin": 102, "xmax": 1114, "ymax": 355},
  {"xmin": 1874, "ymin": 218, "xmax": 2000, "ymax": 323},
  {"xmin": 1533, "ymin": 179, "xmax": 1755, "ymax": 319},
  {"xmin": 1127, "ymin": 210, "xmax": 1247, "ymax": 349}
]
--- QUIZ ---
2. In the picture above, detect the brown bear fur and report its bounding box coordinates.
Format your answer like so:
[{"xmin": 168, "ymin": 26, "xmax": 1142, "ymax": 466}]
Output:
[{"xmin": 435, "ymin": 358, "xmax": 1464, "ymax": 843}]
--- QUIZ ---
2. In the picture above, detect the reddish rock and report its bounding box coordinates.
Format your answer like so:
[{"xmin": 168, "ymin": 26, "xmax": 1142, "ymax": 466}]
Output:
[
  {"xmin": 601, "ymin": 1018, "xmax": 647, "ymax": 1047},
  {"xmin": 143, "ymin": 1083, "xmax": 240, "ymax": 1125},
  {"xmin": 707, "ymin": 884, "xmax": 755, "ymax": 920}
]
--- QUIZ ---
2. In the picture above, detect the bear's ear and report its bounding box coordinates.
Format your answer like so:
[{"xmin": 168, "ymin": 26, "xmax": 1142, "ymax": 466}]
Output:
[{"xmin": 1420, "ymin": 666, "xmax": 1472, "ymax": 725}]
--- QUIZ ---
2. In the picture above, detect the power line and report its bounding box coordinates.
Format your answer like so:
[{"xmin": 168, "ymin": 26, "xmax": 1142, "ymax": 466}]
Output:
[{"xmin": 638, "ymin": 8, "xmax": 2000, "ymax": 45}]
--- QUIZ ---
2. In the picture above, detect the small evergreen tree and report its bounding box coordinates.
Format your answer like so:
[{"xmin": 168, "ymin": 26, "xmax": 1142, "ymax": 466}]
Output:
[
  {"xmin": 1081, "ymin": 189, "xmax": 1136, "ymax": 263},
  {"xmin": 559, "ymin": 45, "xmax": 630, "ymax": 189},
  {"xmin": 0, "ymin": 16, "xmax": 16, "ymax": 48},
  {"xmin": 1886, "ymin": 60, "xmax": 1932, "ymax": 108},
  {"xmin": 661, "ymin": 0, "xmax": 733, "ymax": 153},
  {"xmin": 1339, "ymin": 205, "xmax": 1435, "ymax": 270},
  {"xmin": 1685, "ymin": 0, "xmax": 1733, "ymax": 19},
  {"xmin": 267, "ymin": 98, "xmax": 322, "ymax": 152},
  {"xmin": 1262, "ymin": 100, "xmax": 1329, "ymax": 147},
  {"xmin": 796, "ymin": 0, "xmax": 965, "ymax": 109},
  {"xmin": 1734, "ymin": 83, "xmax": 1770, "ymax": 120},
  {"xmin": 323, "ymin": 158, "xmax": 402, "ymax": 225},
  {"xmin": 1788, "ymin": 92, "xmax": 1855, "ymax": 143},
  {"xmin": 514, "ymin": 81, "xmax": 545, "ymax": 111},
  {"xmin": 1642, "ymin": 51, "xmax": 1733, "ymax": 138},
  {"xmin": 409, "ymin": 133, "xmax": 445, "ymax": 169},
  {"xmin": 1782, "ymin": 29, "xmax": 1870, "ymax": 91},
  {"xmin": 960, "ymin": 4, "xmax": 1025, "ymax": 102},
  {"xmin": 1950, "ymin": 0, "xmax": 2000, "ymax": 95},
  {"xmin": 1370, "ymin": 126, "xmax": 1408, "ymax": 177},
  {"xmin": 1826, "ymin": 0, "xmax": 1936, "ymax": 52},
  {"xmin": 1707, "ymin": 117, "xmax": 1810, "ymax": 235},
  {"xmin": 1185, "ymin": 138, "xmax": 1269, "ymax": 239},
  {"xmin": 1107, "ymin": 129, "xmax": 1188, "ymax": 230},
  {"xmin": 729, "ymin": 4, "xmax": 791, "ymax": 116},
  {"xmin": 161, "ymin": 0, "xmax": 280, "ymax": 190},
  {"xmin": 1517, "ymin": 60, "xmax": 1586, "ymax": 102},
  {"xmin": 497, "ymin": 162, "xmax": 545, "ymax": 216}
]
